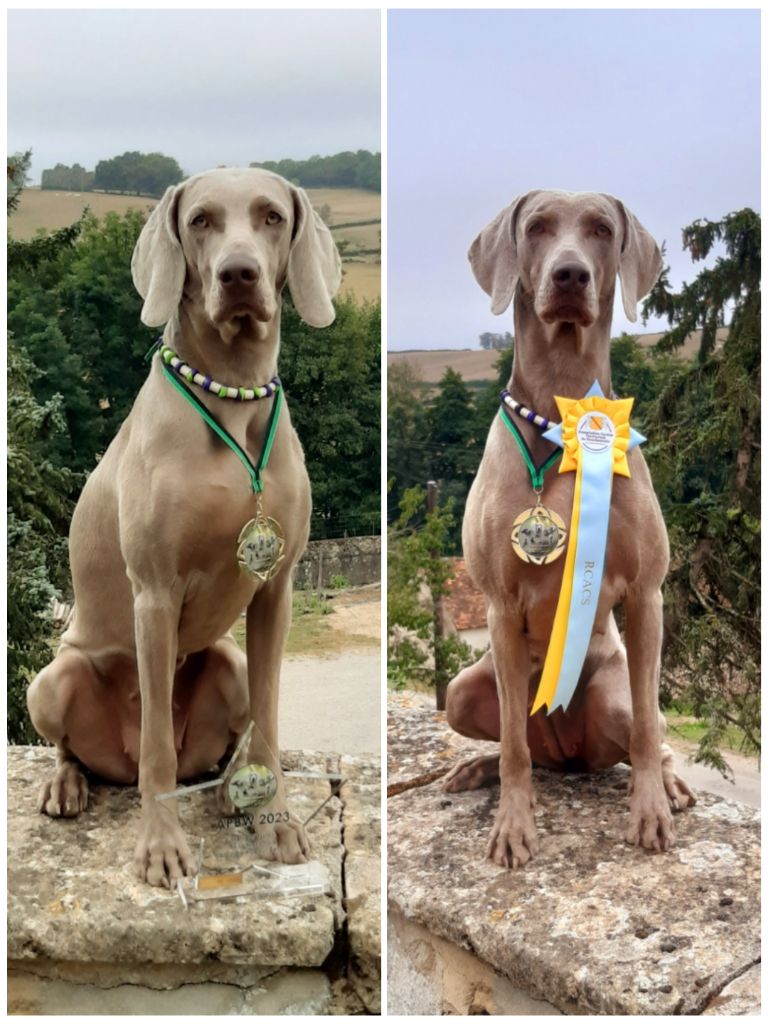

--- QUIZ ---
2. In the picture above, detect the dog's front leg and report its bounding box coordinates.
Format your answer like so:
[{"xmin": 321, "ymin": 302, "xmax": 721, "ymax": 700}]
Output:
[
  {"xmin": 245, "ymin": 575, "xmax": 309, "ymax": 864},
  {"xmin": 486, "ymin": 603, "xmax": 538, "ymax": 869},
  {"xmin": 623, "ymin": 584, "xmax": 674, "ymax": 851},
  {"xmin": 132, "ymin": 588, "xmax": 195, "ymax": 887}
]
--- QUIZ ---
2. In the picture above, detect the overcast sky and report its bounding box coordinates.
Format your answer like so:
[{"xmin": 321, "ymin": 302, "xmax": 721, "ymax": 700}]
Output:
[
  {"xmin": 388, "ymin": 8, "xmax": 760, "ymax": 350},
  {"xmin": 8, "ymin": 8, "xmax": 380, "ymax": 183}
]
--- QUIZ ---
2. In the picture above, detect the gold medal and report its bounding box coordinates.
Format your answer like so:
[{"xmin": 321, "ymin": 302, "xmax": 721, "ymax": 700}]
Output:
[
  {"xmin": 237, "ymin": 511, "xmax": 285, "ymax": 581},
  {"xmin": 511, "ymin": 504, "xmax": 567, "ymax": 565}
]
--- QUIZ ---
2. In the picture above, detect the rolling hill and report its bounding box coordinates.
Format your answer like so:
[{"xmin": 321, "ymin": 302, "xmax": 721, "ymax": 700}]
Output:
[{"xmin": 9, "ymin": 186, "xmax": 381, "ymax": 302}]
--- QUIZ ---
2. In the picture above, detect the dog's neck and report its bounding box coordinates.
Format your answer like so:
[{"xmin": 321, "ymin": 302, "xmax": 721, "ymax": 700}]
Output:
[
  {"xmin": 165, "ymin": 302, "xmax": 282, "ymax": 386},
  {"xmin": 509, "ymin": 287, "xmax": 614, "ymax": 428}
]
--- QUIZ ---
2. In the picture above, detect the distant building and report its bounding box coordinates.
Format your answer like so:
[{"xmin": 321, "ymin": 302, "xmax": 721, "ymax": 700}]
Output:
[{"xmin": 443, "ymin": 558, "xmax": 488, "ymax": 651}]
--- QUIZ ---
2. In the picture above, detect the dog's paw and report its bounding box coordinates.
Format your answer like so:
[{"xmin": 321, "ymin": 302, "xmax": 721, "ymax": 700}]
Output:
[
  {"xmin": 133, "ymin": 814, "xmax": 197, "ymax": 888},
  {"xmin": 37, "ymin": 762, "xmax": 89, "ymax": 818},
  {"xmin": 660, "ymin": 746, "xmax": 697, "ymax": 811},
  {"xmin": 625, "ymin": 775, "xmax": 675, "ymax": 852},
  {"xmin": 443, "ymin": 754, "xmax": 500, "ymax": 793},
  {"xmin": 486, "ymin": 790, "xmax": 538, "ymax": 869},
  {"xmin": 662, "ymin": 771, "xmax": 696, "ymax": 812},
  {"xmin": 253, "ymin": 806, "xmax": 310, "ymax": 864}
]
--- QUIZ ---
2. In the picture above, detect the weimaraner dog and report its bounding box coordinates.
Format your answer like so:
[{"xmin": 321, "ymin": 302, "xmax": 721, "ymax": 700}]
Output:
[
  {"xmin": 444, "ymin": 190, "xmax": 695, "ymax": 868},
  {"xmin": 27, "ymin": 168, "xmax": 341, "ymax": 887}
]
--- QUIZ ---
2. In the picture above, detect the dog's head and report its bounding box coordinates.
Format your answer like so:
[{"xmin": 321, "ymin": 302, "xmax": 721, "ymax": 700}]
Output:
[
  {"xmin": 468, "ymin": 190, "xmax": 661, "ymax": 325},
  {"xmin": 131, "ymin": 167, "xmax": 342, "ymax": 336}
]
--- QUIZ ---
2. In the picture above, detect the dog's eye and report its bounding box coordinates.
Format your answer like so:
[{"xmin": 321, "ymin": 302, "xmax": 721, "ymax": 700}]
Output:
[
  {"xmin": 190, "ymin": 213, "xmax": 208, "ymax": 228},
  {"xmin": 527, "ymin": 220, "xmax": 545, "ymax": 235},
  {"xmin": 595, "ymin": 223, "xmax": 612, "ymax": 237},
  {"xmin": 266, "ymin": 210, "xmax": 283, "ymax": 226}
]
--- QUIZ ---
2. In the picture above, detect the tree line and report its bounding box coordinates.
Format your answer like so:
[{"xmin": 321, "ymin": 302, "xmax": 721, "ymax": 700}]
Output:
[
  {"xmin": 40, "ymin": 149, "xmax": 382, "ymax": 198},
  {"xmin": 8, "ymin": 151, "xmax": 380, "ymax": 741},
  {"xmin": 42, "ymin": 151, "xmax": 185, "ymax": 197},
  {"xmin": 388, "ymin": 208, "xmax": 760, "ymax": 771},
  {"xmin": 250, "ymin": 150, "xmax": 380, "ymax": 192}
]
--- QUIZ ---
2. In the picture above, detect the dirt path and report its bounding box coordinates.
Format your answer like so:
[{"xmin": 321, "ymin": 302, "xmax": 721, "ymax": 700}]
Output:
[
  {"xmin": 279, "ymin": 651, "xmax": 380, "ymax": 757},
  {"xmin": 279, "ymin": 587, "xmax": 380, "ymax": 756},
  {"xmin": 665, "ymin": 737, "xmax": 760, "ymax": 809}
]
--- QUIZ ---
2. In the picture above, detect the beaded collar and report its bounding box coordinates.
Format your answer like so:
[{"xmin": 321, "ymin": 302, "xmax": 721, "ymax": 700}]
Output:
[
  {"xmin": 500, "ymin": 389, "xmax": 553, "ymax": 430},
  {"xmin": 158, "ymin": 342, "xmax": 279, "ymax": 401}
]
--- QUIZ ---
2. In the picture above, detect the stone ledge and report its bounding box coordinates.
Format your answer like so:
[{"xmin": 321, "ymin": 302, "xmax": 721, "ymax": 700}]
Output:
[
  {"xmin": 341, "ymin": 755, "xmax": 382, "ymax": 1013},
  {"xmin": 8, "ymin": 746, "xmax": 380, "ymax": 1014},
  {"xmin": 387, "ymin": 693, "xmax": 761, "ymax": 1016}
]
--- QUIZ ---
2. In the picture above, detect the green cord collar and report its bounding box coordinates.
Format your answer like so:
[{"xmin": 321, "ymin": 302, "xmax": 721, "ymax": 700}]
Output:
[
  {"xmin": 162, "ymin": 363, "xmax": 283, "ymax": 494},
  {"xmin": 499, "ymin": 405, "xmax": 561, "ymax": 490}
]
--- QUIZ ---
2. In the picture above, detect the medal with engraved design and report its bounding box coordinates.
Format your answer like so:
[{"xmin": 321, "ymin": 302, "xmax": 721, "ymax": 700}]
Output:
[
  {"xmin": 510, "ymin": 497, "xmax": 567, "ymax": 565},
  {"xmin": 237, "ymin": 500, "xmax": 286, "ymax": 582},
  {"xmin": 498, "ymin": 394, "xmax": 568, "ymax": 567}
]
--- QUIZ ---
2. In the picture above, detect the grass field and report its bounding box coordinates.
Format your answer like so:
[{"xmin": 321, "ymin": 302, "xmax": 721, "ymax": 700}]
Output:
[
  {"xmin": 388, "ymin": 326, "xmax": 725, "ymax": 385},
  {"xmin": 10, "ymin": 186, "xmax": 381, "ymax": 301},
  {"xmin": 230, "ymin": 589, "xmax": 378, "ymax": 657},
  {"xmin": 388, "ymin": 348, "xmax": 499, "ymax": 384}
]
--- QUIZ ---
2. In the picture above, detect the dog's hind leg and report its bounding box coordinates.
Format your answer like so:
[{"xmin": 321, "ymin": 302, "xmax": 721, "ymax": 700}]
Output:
[
  {"xmin": 28, "ymin": 649, "xmax": 105, "ymax": 817},
  {"xmin": 581, "ymin": 634, "xmax": 696, "ymax": 813},
  {"xmin": 28, "ymin": 647, "xmax": 142, "ymax": 818},
  {"xmin": 443, "ymin": 652, "xmax": 502, "ymax": 792}
]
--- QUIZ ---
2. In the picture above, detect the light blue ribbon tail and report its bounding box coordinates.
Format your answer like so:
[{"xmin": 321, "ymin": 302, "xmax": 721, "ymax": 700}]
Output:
[
  {"xmin": 629, "ymin": 426, "xmax": 646, "ymax": 450},
  {"xmin": 547, "ymin": 448, "xmax": 614, "ymax": 714},
  {"xmin": 543, "ymin": 422, "xmax": 564, "ymax": 447}
]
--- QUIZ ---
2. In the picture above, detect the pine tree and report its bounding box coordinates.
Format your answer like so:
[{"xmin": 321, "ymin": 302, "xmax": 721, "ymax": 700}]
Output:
[
  {"xmin": 643, "ymin": 210, "xmax": 760, "ymax": 771},
  {"xmin": 7, "ymin": 151, "xmax": 80, "ymax": 742}
]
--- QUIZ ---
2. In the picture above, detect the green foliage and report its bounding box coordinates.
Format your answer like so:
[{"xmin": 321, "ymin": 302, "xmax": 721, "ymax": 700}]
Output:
[
  {"xmin": 642, "ymin": 210, "xmax": 760, "ymax": 770},
  {"xmin": 7, "ymin": 150, "xmax": 31, "ymax": 213},
  {"xmin": 250, "ymin": 150, "xmax": 381, "ymax": 192},
  {"xmin": 645, "ymin": 211, "xmax": 759, "ymax": 362},
  {"xmin": 386, "ymin": 360, "xmax": 430, "ymax": 522},
  {"xmin": 7, "ymin": 149, "xmax": 85, "ymax": 742},
  {"xmin": 41, "ymin": 162, "xmax": 94, "ymax": 192},
  {"xmin": 387, "ymin": 486, "xmax": 475, "ymax": 691},
  {"xmin": 8, "ymin": 209, "xmax": 157, "ymax": 477},
  {"xmin": 92, "ymin": 151, "xmax": 184, "ymax": 196},
  {"xmin": 39, "ymin": 151, "xmax": 184, "ymax": 197},
  {"xmin": 279, "ymin": 293, "xmax": 381, "ymax": 539},
  {"xmin": 329, "ymin": 574, "xmax": 352, "ymax": 590},
  {"xmin": 387, "ymin": 352, "xmax": 511, "ymax": 550},
  {"xmin": 7, "ymin": 338, "xmax": 75, "ymax": 742}
]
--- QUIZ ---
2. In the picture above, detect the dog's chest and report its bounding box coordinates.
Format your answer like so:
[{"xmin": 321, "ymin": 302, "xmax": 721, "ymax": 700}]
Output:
[{"xmin": 467, "ymin": 451, "xmax": 646, "ymax": 630}]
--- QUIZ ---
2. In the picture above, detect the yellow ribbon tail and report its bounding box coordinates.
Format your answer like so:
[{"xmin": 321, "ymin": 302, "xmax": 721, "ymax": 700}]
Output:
[{"xmin": 530, "ymin": 457, "xmax": 583, "ymax": 715}]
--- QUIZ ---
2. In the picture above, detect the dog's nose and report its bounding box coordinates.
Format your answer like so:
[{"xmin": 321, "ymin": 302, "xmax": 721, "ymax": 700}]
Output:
[
  {"xmin": 551, "ymin": 261, "xmax": 591, "ymax": 293},
  {"xmin": 218, "ymin": 257, "xmax": 261, "ymax": 288}
]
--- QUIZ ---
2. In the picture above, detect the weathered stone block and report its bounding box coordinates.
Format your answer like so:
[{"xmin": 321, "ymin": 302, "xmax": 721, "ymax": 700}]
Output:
[
  {"xmin": 387, "ymin": 695, "xmax": 761, "ymax": 1016},
  {"xmin": 7, "ymin": 746, "xmax": 380, "ymax": 1014},
  {"xmin": 341, "ymin": 754, "xmax": 381, "ymax": 1013}
]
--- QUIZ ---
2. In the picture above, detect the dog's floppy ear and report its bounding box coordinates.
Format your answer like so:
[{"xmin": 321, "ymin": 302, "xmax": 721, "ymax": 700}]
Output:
[
  {"xmin": 131, "ymin": 183, "xmax": 186, "ymax": 327},
  {"xmin": 287, "ymin": 187, "xmax": 342, "ymax": 328},
  {"xmin": 468, "ymin": 192, "xmax": 538, "ymax": 315},
  {"xmin": 612, "ymin": 199, "xmax": 662, "ymax": 323}
]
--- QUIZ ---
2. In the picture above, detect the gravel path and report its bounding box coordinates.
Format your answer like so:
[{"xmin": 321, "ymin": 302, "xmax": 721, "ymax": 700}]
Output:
[
  {"xmin": 665, "ymin": 739, "xmax": 760, "ymax": 809},
  {"xmin": 278, "ymin": 649, "xmax": 381, "ymax": 757}
]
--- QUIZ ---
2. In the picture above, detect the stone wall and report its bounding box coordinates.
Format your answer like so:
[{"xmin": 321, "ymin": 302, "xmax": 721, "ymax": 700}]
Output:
[
  {"xmin": 295, "ymin": 536, "xmax": 381, "ymax": 589},
  {"xmin": 387, "ymin": 692, "xmax": 761, "ymax": 1016},
  {"xmin": 8, "ymin": 747, "xmax": 380, "ymax": 1015}
]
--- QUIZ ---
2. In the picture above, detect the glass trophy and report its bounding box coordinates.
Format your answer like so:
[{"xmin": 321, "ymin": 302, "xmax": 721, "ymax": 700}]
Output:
[{"xmin": 155, "ymin": 722, "xmax": 338, "ymax": 907}]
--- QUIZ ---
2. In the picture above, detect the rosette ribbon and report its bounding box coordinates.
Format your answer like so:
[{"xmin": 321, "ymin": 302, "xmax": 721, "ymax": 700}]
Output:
[{"xmin": 530, "ymin": 381, "xmax": 645, "ymax": 715}]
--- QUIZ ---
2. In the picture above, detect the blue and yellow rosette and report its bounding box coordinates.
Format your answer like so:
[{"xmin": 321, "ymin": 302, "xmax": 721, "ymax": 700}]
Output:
[{"xmin": 531, "ymin": 381, "xmax": 645, "ymax": 715}]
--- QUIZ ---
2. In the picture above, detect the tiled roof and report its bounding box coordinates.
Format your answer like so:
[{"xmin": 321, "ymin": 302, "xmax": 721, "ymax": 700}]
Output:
[{"xmin": 444, "ymin": 558, "xmax": 487, "ymax": 631}]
